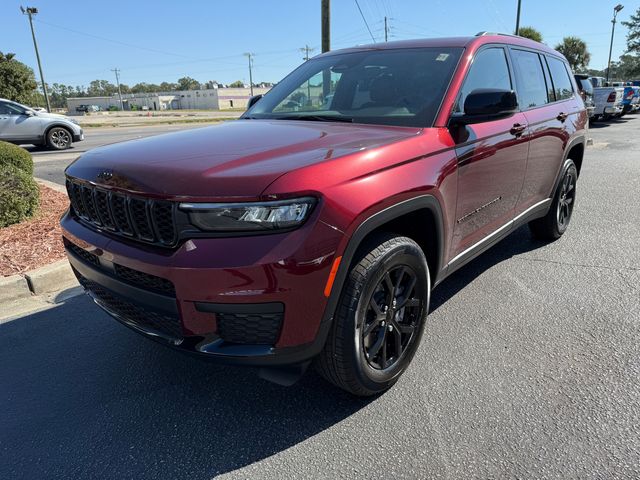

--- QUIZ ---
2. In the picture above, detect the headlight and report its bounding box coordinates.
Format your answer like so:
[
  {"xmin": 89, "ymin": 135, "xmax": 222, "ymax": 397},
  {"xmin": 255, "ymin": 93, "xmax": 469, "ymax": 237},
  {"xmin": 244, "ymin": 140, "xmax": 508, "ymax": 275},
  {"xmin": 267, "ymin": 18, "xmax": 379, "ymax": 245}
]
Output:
[{"xmin": 179, "ymin": 197, "xmax": 316, "ymax": 232}]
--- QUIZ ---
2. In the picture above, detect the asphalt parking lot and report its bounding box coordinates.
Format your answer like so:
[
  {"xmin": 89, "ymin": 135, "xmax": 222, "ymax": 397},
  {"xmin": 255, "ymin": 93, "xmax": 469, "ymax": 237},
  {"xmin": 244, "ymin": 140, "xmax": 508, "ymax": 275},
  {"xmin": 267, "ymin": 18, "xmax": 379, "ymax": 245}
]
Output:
[{"xmin": 1, "ymin": 116, "xmax": 639, "ymax": 479}]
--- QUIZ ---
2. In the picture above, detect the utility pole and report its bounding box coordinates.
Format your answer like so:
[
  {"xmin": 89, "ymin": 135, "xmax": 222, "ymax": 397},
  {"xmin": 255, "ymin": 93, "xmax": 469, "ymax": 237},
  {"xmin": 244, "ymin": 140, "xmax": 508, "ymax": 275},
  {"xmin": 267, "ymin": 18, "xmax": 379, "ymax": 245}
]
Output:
[
  {"xmin": 321, "ymin": 0, "xmax": 330, "ymax": 53},
  {"xmin": 607, "ymin": 4, "xmax": 624, "ymax": 83},
  {"xmin": 515, "ymin": 0, "xmax": 522, "ymax": 35},
  {"xmin": 244, "ymin": 53, "xmax": 254, "ymax": 96},
  {"xmin": 300, "ymin": 44, "xmax": 316, "ymax": 61},
  {"xmin": 384, "ymin": 16, "xmax": 389, "ymax": 42},
  {"xmin": 321, "ymin": 0, "xmax": 331, "ymax": 99},
  {"xmin": 111, "ymin": 68, "xmax": 124, "ymax": 111},
  {"xmin": 20, "ymin": 6, "xmax": 51, "ymax": 112}
]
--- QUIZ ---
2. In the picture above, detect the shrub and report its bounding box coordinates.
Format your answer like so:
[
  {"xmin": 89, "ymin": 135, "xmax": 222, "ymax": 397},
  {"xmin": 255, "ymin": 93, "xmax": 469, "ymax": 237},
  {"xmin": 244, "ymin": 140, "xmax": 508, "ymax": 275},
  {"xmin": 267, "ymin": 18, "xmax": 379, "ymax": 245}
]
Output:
[
  {"xmin": 0, "ymin": 141, "xmax": 33, "ymax": 175},
  {"xmin": 0, "ymin": 164, "xmax": 39, "ymax": 227}
]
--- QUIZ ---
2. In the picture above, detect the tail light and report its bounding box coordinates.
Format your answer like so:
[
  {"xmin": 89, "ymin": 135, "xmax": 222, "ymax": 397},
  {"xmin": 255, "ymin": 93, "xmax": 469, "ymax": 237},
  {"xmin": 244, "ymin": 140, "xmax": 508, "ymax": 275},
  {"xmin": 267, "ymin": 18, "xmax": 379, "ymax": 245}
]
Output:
[
  {"xmin": 626, "ymin": 90, "xmax": 634, "ymax": 99},
  {"xmin": 607, "ymin": 91, "xmax": 617, "ymax": 102}
]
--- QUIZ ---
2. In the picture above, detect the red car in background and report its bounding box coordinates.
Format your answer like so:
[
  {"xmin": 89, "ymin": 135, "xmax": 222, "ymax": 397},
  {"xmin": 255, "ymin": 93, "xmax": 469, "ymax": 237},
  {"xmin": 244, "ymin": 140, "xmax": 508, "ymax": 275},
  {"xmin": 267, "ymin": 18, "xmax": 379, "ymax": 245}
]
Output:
[{"xmin": 62, "ymin": 33, "xmax": 587, "ymax": 396}]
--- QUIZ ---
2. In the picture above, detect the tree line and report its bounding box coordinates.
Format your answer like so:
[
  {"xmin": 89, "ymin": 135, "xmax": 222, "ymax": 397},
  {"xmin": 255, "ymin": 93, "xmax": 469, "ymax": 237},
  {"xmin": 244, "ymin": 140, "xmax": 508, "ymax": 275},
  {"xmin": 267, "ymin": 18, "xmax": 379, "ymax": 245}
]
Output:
[{"xmin": 517, "ymin": 22, "xmax": 640, "ymax": 80}]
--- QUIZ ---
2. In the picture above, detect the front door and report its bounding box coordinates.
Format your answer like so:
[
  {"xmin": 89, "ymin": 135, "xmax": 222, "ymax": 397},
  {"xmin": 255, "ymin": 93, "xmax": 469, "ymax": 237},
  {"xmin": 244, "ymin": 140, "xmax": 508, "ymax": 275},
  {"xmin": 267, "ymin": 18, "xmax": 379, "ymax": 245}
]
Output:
[
  {"xmin": 448, "ymin": 46, "xmax": 529, "ymax": 261},
  {"xmin": 0, "ymin": 101, "xmax": 43, "ymax": 143}
]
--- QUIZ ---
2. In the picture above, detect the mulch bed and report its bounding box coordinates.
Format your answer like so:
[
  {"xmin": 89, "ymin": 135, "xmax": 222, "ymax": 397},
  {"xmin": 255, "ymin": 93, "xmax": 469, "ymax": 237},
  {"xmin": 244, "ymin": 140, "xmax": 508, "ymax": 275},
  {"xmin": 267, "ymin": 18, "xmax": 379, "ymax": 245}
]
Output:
[{"xmin": 0, "ymin": 184, "xmax": 69, "ymax": 277}]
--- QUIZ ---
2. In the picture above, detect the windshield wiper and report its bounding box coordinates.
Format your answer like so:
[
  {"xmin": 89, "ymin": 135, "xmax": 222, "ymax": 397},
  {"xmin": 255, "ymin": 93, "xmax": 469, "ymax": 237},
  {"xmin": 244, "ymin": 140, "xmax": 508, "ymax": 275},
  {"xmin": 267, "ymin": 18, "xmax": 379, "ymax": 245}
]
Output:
[{"xmin": 273, "ymin": 114, "xmax": 353, "ymax": 123}]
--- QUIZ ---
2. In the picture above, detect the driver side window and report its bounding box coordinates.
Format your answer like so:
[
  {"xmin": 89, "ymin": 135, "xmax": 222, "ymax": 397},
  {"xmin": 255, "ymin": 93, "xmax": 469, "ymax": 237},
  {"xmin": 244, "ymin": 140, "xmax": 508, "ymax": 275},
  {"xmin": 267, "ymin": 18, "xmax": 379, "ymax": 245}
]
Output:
[
  {"xmin": 454, "ymin": 48, "xmax": 512, "ymax": 113},
  {"xmin": 0, "ymin": 102, "xmax": 26, "ymax": 115}
]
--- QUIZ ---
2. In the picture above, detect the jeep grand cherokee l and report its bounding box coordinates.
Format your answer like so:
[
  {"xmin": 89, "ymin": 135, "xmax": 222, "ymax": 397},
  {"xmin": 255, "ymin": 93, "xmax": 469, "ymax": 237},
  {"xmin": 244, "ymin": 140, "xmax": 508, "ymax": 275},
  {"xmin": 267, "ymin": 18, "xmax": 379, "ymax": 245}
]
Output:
[{"xmin": 62, "ymin": 34, "xmax": 586, "ymax": 396}]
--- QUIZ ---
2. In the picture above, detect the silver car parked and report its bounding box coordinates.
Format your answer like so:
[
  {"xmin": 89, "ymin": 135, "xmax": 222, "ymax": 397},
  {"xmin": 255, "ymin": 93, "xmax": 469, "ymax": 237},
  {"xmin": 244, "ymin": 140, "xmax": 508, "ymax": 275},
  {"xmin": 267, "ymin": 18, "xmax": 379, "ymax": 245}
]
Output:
[{"xmin": 0, "ymin": 98, "xmax": 84, "ymax": 150}]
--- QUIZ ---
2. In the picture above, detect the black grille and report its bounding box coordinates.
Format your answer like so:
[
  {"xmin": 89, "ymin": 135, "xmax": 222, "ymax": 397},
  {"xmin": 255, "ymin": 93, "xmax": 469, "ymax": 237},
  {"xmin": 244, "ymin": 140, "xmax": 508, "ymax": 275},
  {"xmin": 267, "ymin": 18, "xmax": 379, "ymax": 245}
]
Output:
[
  {"xmin": 75, "ymin": 271, "xmax": 183, "ymax": 341},
  {"xmin": 66, "ymin": 179, "xmax": 177, "ymax": 247},
  {"xmin": 114, "ymin": 263, "xmax": 176, "ymax": 296},
  {"xmin": 67, "ymin": 243, "xmax": 100, "ymax": 266},
  {"xmin": 217, "ymin": 312, "xmax": 283, "ymax": 345}
]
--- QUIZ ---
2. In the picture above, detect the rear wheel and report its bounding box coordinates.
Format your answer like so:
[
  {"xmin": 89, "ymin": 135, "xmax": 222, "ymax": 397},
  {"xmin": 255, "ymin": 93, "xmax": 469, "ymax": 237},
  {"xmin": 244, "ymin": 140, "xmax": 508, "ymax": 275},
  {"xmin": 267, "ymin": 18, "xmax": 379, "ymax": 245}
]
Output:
[
  {"xmin": 315, "ymin": 233, "xmax": 430, "ymax": 396},
  {"xmin": 529, "ymin": 159, "xmax": 577, "ymax": 241},
  {"xmin": 47, "ymin": 127, "xmax": 72, "ymax": 150}
]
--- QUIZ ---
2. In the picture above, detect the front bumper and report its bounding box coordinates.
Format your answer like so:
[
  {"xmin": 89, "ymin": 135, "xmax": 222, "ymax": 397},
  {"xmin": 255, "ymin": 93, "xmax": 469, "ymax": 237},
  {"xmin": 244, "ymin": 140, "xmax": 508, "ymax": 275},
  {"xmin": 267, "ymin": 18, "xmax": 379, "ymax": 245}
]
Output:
[
  {"xmin": 61, "ymin": 210, "xmax": 344, "ymax": 366},
  {"xmin": 73, "ymin": 129, "xmax": 84, "ymax": 142}
]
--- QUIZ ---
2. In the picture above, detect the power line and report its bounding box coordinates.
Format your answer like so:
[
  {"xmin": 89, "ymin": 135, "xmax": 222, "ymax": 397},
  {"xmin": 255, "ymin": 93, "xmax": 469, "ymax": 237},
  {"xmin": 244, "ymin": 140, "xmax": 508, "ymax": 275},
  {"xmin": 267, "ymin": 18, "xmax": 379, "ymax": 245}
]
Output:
[{"xmin": 354, "ymin": 0, "xmax": 376, "ymax": 43}]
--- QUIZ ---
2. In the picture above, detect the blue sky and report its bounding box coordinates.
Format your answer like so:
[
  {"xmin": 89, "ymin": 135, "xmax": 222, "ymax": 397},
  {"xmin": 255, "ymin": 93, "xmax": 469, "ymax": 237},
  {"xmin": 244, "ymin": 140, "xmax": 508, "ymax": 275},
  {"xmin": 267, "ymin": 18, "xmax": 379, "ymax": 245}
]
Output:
[{"xmin": 1, "ymin": 0, "xmax": 639, "ymax": 88}]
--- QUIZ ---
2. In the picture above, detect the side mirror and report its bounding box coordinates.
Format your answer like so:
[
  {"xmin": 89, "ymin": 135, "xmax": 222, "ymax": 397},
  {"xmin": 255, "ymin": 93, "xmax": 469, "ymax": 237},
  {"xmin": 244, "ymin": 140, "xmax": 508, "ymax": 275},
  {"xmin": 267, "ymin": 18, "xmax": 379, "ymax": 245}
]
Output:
[
  {"xmin": 25, "ymin": 110, "xmax": 35, "ymax": 116},
  {"xmin": 247, "ymin": 94, "xmax": 263, "ymax": 109},
  {"xmin": 453, "ymin": 89, "xmax": 518, "ymax": 125}
]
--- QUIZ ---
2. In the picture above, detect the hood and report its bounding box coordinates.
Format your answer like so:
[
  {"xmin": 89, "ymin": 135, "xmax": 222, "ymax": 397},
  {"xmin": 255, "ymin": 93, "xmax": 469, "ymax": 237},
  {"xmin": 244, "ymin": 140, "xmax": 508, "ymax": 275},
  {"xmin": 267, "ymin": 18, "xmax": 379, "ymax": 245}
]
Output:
[
  {"xmin": 65, "ymin": 119, "xmax": 421, "ymax": 199},
  {"xmin": 35, "ymin": 111, "xmax": 74, "ymax": 122}
]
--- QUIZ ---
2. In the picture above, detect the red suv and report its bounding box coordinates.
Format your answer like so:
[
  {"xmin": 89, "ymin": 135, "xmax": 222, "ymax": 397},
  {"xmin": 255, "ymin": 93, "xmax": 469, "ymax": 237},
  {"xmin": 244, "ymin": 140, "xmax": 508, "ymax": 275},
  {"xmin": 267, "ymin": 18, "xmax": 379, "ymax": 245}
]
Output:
[{"xmin": 62, "ymin": 34, "xmax": 586, "ymax": 396}]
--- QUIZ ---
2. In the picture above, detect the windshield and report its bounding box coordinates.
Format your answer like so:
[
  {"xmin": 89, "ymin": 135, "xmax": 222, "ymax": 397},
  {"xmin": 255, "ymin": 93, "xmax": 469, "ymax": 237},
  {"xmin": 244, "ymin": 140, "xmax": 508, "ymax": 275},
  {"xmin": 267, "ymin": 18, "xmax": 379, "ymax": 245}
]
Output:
[{"xmin": 244, "ymin": 47, "xmax": 463, "ymax": 127}]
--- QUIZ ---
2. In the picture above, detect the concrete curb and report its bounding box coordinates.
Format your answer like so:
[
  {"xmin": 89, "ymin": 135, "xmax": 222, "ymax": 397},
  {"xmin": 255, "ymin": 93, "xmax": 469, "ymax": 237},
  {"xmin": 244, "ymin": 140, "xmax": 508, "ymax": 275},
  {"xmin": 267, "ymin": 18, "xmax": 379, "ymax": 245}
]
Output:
[
  {"xmin": 0, "ymin": 275, "xmax": 32, "ymax": 302},
  {"xmin": 1, "ymin": 260, "xmax": 80, "ymax": 317},
  {"xmin": 24, "ymin": 260, "xmax": 78, "ymax": 296},
  {"xmin": 35, "ymin": 178, "xmax": 67, "ymax": 194}
]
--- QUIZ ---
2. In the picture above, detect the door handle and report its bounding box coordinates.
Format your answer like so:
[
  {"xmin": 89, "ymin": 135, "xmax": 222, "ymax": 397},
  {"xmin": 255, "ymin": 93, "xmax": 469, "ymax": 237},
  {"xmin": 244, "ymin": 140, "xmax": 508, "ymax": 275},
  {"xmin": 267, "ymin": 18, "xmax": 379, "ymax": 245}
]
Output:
[
  {"xmin": 510, "ymin": 123, "xmax": 527, "ymax": 136},
  {"xmin": 557, "ymin": 112, "xmax": 568, "ymax": 122}
]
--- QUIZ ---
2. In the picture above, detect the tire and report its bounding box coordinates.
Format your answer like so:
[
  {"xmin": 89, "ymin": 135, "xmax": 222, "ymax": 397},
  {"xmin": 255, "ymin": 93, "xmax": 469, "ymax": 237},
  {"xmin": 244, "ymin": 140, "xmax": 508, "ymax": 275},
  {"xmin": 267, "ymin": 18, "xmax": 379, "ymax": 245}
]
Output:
[
  {"xmin": 315, "ymin": 233, "xmax": 430, "ymax": 396},
  {"xmin": 528, "ymin": 159, "xmax": 577, "ymax": 241},
  {"xmin": 46, "ymin": 127, "xmax": 73, "ymax": 150}
]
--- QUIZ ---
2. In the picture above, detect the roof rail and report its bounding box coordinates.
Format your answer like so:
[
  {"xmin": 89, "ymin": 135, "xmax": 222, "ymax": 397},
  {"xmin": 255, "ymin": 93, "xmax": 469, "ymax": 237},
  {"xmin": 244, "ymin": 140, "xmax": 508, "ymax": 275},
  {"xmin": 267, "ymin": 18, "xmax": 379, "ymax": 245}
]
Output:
[{"xmin": 475, "ymin": 31, "xmax": 526, "ymax": 40}]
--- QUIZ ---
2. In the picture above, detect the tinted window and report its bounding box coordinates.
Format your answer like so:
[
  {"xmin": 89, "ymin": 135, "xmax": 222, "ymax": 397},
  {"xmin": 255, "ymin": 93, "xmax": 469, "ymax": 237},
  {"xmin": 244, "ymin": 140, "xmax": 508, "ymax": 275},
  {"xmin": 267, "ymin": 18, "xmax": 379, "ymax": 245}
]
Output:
[
  {"xmin": 511, "ymin": 49, "xmax": 549, "ymax": 109},
  {"xmin": 0, "ymin": 101, "xmax": 25, "ymax": 115},
  {"xmin": 546, "ymin": 56, "xmax": 574, "ymax": 101},
  {"xmin": 455, "ymin": 47, "xmax": 512, "ymax": 113},
  {"xmin": 245, "ymin": 47, "xmax": 463, "ymax": 127}
]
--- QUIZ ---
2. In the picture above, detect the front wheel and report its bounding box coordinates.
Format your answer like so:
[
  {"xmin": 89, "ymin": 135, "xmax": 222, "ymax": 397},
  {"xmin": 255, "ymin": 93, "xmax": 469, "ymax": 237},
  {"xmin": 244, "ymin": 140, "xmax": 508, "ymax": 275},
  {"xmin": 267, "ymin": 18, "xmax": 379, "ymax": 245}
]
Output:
[
  {"xmin": 47, "ymin": 127, "xmax": 72, "ymax": 150},
  {"xmin": 529, "ymin": 159, "xmax": 577, "ymax": 241},
  {"xmin": 315, "ymin": 233, "xmax": 430, "ymax": 396}
]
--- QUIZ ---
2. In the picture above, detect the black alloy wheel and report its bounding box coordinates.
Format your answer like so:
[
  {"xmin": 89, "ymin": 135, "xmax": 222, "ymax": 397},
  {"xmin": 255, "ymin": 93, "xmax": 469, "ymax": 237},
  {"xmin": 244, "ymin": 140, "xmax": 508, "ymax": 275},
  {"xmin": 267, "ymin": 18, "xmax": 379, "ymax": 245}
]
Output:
[
  {"xmin": 556, "ymin": 170, "xmax": 576, "ymax": 229},
  {"xmin": 315, "ymin": 233, "xmax": 430, "ymax": 396},
  {"xmin": 362, "ymin": 265, "xmax": 421, "ymax": 370}
]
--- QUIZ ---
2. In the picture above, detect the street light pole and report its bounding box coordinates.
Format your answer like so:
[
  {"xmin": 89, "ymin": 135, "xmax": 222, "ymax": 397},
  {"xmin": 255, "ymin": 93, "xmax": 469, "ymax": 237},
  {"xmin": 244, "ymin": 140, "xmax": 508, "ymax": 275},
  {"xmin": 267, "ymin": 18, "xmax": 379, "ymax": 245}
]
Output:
[
  {"xmin": 244, "ymin": 53, "xmax": 254, "ymax": 97},
  {"xmin": 606, "ymin": 4, "xmax": 624, "ymax": 83},
  {"xmin": 20, "ymin": 6, "xmax": 51, "ymax": 112},
  {"xmin": 515, "ymin": 0, "xmax": 522, "ymax": 35}
]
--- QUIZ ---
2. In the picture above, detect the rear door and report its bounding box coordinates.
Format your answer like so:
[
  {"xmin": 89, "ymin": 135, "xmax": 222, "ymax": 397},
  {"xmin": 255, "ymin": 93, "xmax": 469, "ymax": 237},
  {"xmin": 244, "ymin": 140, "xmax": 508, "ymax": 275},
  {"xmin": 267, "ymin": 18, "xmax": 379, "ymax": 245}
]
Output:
[
  {"xmin": 448, "ymin": 46, "xmax": 529, "ymax": 260},
  {"xmin": 509, "ymin": 49, "xmax": 575, "ymax": 214}
]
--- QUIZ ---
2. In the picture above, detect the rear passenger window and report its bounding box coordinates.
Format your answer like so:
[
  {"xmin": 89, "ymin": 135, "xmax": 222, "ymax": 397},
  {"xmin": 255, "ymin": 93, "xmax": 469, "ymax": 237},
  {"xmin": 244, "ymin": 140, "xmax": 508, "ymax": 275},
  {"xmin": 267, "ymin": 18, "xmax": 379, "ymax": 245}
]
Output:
[
  {"xmin": 511, "ymin": 49, "xmax": 549, "ymax": 109},
  {"xmin": 546, "ymin": 56, "xmax": 574, "ymax": 101},
  {"xmin": 455, "ymin": 48, "xmax": 512, "ymax": 113}
]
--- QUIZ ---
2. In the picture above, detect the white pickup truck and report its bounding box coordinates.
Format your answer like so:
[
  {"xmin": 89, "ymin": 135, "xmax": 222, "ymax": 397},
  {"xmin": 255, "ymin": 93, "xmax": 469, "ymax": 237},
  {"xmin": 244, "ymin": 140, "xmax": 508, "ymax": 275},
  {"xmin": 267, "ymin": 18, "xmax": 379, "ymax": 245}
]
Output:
[{"xmin": 590, "ymin": 77, "xmax": 624, "ymax": 121}]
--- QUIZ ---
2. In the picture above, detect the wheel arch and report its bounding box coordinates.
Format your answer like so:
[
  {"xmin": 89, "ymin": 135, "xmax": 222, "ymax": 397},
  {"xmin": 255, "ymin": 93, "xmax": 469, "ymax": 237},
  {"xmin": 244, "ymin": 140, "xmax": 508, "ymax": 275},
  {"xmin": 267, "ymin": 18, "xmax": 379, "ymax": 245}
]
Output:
[
  {"xmin": 321, "ymin": 195, "xmax": 445, "ymax": 326},
  {"xmin": 564, "ymin": 136, "xmax": 585, "ymax": 177},
  {"xmin": 44, "ymin": 123, "xmax": 74, "ymax": 143}
]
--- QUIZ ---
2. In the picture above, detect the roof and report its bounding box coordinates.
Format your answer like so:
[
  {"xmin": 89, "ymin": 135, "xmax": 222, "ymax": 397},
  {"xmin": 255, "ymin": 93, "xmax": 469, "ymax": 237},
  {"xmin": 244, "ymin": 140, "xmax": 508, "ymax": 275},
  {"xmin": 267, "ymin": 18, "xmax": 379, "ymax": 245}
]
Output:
[{"xmin": 318, "ymin": 33, "xmax": 561, "ymax": 58}]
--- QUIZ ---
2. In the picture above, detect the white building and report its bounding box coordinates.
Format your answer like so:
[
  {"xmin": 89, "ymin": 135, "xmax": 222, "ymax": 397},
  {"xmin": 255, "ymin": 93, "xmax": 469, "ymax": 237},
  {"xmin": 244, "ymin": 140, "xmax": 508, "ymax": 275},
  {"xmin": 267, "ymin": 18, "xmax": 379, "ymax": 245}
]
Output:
[{"xmin": 66, "ymin": 86, "xmax": 271, "ymax": 113}]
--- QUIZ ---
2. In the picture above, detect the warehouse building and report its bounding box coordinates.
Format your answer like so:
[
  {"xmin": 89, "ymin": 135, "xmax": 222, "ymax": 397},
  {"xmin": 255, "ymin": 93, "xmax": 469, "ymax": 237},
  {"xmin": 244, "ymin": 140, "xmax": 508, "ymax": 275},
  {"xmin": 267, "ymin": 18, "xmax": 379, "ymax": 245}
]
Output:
[{"xmin": 66, "ymin": 86, "xmax": 270, "ymax": 113}]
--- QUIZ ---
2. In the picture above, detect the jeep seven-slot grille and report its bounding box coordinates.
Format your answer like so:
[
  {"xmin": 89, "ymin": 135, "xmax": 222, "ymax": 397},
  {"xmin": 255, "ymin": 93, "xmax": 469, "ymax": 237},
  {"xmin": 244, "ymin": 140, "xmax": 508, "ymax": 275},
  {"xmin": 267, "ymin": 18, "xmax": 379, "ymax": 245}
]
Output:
[{"xmin": 66, "ymin": 179, "xmax": 177, "ymax": 246}]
